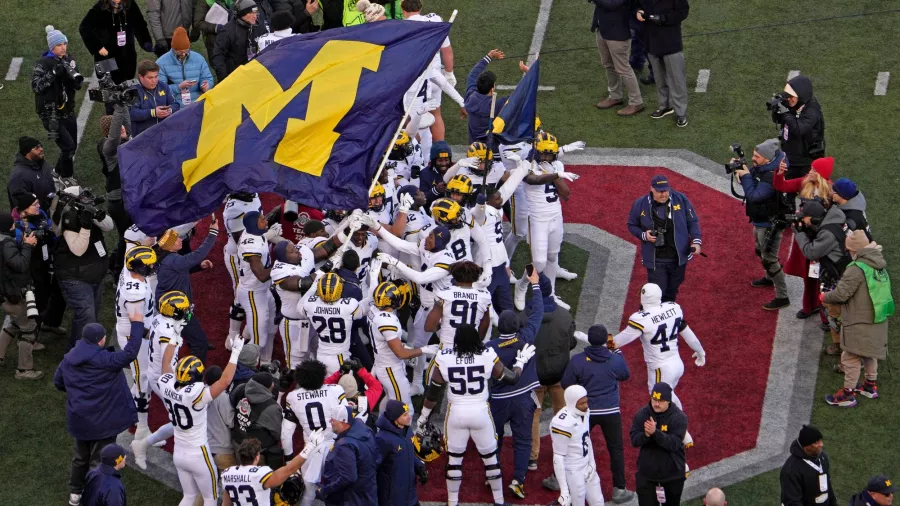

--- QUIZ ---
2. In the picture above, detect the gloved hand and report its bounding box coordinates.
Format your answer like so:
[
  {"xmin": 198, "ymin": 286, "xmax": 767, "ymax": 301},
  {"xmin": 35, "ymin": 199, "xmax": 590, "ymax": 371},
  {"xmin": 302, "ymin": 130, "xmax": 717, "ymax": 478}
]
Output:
[
  {"xmin": 419, "ymin": 344, "xmax": 439, "ymax": 356},
  {"xmin": 387, "ymin": 167, "xmax": 396, "ymax": 181},
  {"xmin": 170, "ymin": 332, "xmax": 184, "ymax": 348},
  {"xmin": 153, "ymin": 40, "xmax": 169, "ymax": 56},
  {"xmin": 300, "ymin": 429, "xmax": 326, "ymax": 459},
  {"xmin": 340, "ymin": 358, "xmax": 361, "ymax": 374},
  {"xmin": 560, "ymin": 141, "xmax": 586, "ymax": 154},
  {"xmin": 607, "ymin": 335, "xmax": 618, "ymax": 351},
  {"xmin": 358, "ymin": 213, "xmax": 381, "ymax": 231},
  {"xmin": 558, "ymin": 171, "xmax": 580, "ymax": 182},
  {"xmin": 573, "ymin": 330, "xmax": 589, "ymax": 345},
  {"xmin": 693, "ymin": 352, "xmax": 706, "ymax": 367},
  {"xmin": 514, "ymin": 343, "xmax": 536, "ymax": 369},
  {"xmin": 78, "ymin": 210, "xmax": 94, "ymax": 229},
  {"xmin": 475, "ymin": 193, "xmax": 487, "ymax": 206},
  {"xmin": 141, "ymin": 41, "xmax": 154, "ymax": 52},
  {"xmin": 557, "ymin": 493, "xmax": 572, "ymax": 506},
  {"xmin": 504, "ymin": 151, "xmax": 521, "ymax": 162},
  {"xmin": 415, "ymin": 466, "xmax": 429, "ymax": 485},
  {"xmin": 457, "ymin": 157, "xmax": 479, "ymax": 169},
  {"xmin": 442, "ymin": 69, "xmax": 457, "ymax": 88},
  {"xmin": 398, "ymin": 193, "xmax": 414, "ymax": 214},
  {"xmin": 229, "ymin": 336, "xmax": 245, "ymax": 364},
  {"xmin": 376, "ymin": 252, "xmax": 399, "ymax": 266},
  {"xmin": 415, "ymin": 409, "xmax": 431, "ymax": 434},
  {"xmin": 279, "ymin": 368, "xmax": 295, "ymax": 392},
  {"xmin": 263, "ymin": 223, "xmax": 283, "ymax": 242}
]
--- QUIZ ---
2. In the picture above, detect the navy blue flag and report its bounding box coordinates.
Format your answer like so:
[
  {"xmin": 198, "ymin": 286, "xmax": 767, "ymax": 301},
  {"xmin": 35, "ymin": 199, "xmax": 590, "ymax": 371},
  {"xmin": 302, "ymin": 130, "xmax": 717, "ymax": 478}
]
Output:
[
  {"xmin": 119, "ymin": 21, "xmax": 451, "ymax": 235},
  {"xmin": 491, "ymin": 59, "xmax": 539, "ymax": 145}
]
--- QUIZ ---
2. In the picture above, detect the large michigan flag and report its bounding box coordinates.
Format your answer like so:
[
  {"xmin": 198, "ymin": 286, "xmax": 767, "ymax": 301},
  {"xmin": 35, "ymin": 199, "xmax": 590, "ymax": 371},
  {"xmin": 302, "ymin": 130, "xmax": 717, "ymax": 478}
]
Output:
[
  {"xmin": 491, "ymin": 59, "xmax": 539, "ymax": 145},
  {"xmin": 119, "ymin": 21, "xmax": 450, "ymax": 235}
]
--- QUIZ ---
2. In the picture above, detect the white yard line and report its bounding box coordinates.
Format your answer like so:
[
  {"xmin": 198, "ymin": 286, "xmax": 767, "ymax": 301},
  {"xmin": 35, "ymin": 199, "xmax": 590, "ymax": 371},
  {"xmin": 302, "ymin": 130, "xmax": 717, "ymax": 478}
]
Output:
[
  {"xmin": 695, "ymin": 69, "xmax": 710, "ymax": 93},
  {"xmin": 526, "ymin": 0, "xmax": 553, "ymax": 66},
  {"xmin": 76, "ymin": 74, "xmax": 98, "ymax": 145},
  {"xmin": 875, "ymin": 72, "xmax": 890, "ymax": 96},
  {"xmin": 5, "ymin": 57, "xmax": 23, "ymax": 81},
  {"xmin": 496, "ymin": 84, "xmax": 556, "ymax": 91},
  {"xmin": 787, "ymin": 70, "xmax": 800, "ymax": 80}
]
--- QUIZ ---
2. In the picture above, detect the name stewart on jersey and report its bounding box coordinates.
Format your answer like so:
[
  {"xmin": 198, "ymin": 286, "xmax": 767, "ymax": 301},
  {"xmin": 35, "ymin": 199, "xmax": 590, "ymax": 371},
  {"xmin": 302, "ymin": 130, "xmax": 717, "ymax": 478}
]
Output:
[
  {"xmin": 650, "ymin": 307, "xmax": 679, "ymax": 325},
  {"xmin": 294, "ymin": 389, "xmax": 330, "ymax": 400}
]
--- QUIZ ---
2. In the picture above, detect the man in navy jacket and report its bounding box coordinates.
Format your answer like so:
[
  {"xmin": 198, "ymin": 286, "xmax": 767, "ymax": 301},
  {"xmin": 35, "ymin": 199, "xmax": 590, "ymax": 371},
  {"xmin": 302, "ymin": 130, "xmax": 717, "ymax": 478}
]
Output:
[
  {"xmin": 627, "ymin": 175, "xmax": 702, "ymax": 302},
  {"xmin": 129, "ymin": 60, "xmax": 180, "ymax": 137},
  {"xmin": 419, "ymin": 142, "xmax": 454, "ymax": 209},
  {"xmin": 82, "ymin": 444, "xmax": 128, "ymax": 506},
  {"xmin": 591, "ymin": 0, "xmax": 644, "ymax": 116},
  {"xmin": 562, "ymin": 323, "xmax": 633, "ymax": 503},
  {"xmin": 54, "ymin": 314, "xmax": 144, "ymax": 506},
  {"xmin": 464, "ymin": 49, "xmax": 509, "ymax": 143},
  {"xmin": 486, "ymin": 267, "xmax": 542, "ymax": 498},
  {"xmin": 375, "ymin": 400, "xmax": 425, "ymax": 506},
  {"xmin": 318, "ymin": 405, "xmax": 381, "ymax": 506}
]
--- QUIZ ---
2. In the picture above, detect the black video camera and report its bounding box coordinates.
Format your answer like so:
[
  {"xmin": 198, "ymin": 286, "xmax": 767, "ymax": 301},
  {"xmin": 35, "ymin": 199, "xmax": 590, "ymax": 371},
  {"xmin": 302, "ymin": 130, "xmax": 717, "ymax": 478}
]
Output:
[
  {"xmin": 56, "ymin": 187, "xmax": 106, "ymax": 221},
  {"xmin": 88, "ymin": 59, "xmax": 139, "ymax": 106},
  {"xmin": 724, "ymin": 143, "xmax": 746, "ymax": 174},
  {"xmin": 766, "ymin": 92, "xmax": 790, "ymax": 115}
]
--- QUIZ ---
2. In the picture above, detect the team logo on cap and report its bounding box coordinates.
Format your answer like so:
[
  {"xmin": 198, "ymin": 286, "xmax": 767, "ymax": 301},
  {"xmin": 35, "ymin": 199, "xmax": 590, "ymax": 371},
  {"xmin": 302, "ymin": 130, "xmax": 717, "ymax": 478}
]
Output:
[
  {"xmin": 661, "ymin": 425, "xmax": 668, "ymax": 432},
  {"xmin": 652, "ymin": 391, "xmax": 662, "ymax": 400},
  {"xmin": 887, "ymin": 480, "xmax": 893, "ymax": 487},
  {"xmin": 115, "ymin": 455, "xmax": 125, "ymax": 466}
]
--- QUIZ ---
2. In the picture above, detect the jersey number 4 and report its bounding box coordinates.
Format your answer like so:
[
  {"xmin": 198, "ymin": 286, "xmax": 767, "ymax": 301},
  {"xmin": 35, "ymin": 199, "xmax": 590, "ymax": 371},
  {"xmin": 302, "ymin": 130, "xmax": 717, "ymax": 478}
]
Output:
[
  {"xmin": 447, "ymin": 365, "xmax": 485, "ymax": 395},
  {"xmin": 650, "ymin": 317, "xmax": 682, "ymax": 352}
]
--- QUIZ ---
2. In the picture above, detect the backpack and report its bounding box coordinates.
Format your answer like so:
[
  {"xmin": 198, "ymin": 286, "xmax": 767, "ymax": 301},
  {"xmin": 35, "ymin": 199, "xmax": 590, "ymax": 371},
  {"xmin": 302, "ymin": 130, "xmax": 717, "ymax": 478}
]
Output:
[{"xmin": 818, "ymin": 223, "xmax": 852, "ymax": 288}]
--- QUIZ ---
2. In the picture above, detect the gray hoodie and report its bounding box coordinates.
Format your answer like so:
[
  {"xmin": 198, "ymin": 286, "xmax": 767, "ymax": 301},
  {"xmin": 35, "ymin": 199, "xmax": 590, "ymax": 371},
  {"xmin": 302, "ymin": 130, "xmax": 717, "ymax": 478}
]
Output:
[
  {"xmin": 795, "ymin": 206, "xmax": 846, "ymax": 264},
  {"xmin": 838, "ymin": 191, "xmax": 870, "ymax": 234},
  {"xmin": 207, "ymin": 391, "xmax": 234, "ymax": 455}
]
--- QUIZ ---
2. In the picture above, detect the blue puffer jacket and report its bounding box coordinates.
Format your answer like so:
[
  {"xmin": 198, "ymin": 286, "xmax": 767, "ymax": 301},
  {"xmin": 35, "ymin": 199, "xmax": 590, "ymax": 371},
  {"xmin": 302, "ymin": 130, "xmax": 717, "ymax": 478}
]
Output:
[
  {"xmin": 561, "ymin": 345, "xmax": 630, "ymax": 416},
  {"xmin": 156, "ymin": 50, "xmax": 215, "ymax": 106},
  {"xmin": 319, "ymin": 414, "xmax": 381, "ymax": 506},
  {"xmin": 53, "ymin": 322, "xmax": 143, "ymax": 441},
  {"xmin": 627, "ymin": 189, "xmax": 702, "ymax": 268},
  {"xmin": 739, "ymin": 151, "xmax": 785, "ymax": 228},
  {"xmin": 375, "ymin": 414, "xmax": 423, "ymax": 506},
  {"xmin": 129, "ymin": 82, "xmax": 180, "ymax": 137}
]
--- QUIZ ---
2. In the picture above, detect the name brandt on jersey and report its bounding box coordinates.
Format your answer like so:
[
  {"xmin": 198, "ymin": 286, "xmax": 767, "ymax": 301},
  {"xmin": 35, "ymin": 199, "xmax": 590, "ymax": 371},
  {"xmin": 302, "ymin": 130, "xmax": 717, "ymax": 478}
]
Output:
[
  {"xmin": 314, "ymin": 306, "xmax": 342, "ymax": 315},
  {"xmin": 651, "ymin": 307, "xmax": 679, "ymax": 325},
  {"xmin": 165, "ymin": 388, "xmax": 182, "ymax": 402},
  {"xmin": 453, "ymin": 291, "xmax": 478, "ymax": 301}
]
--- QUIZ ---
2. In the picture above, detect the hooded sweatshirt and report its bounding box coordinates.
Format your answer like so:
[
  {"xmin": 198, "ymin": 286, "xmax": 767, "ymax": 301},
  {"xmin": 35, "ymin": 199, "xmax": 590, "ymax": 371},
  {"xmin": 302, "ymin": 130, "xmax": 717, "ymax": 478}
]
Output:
[
  {"xmin": 779, "ymin": 439, "xmax": 837, "ymax": 506},
  {"xmin": 375, "ymin": 414, "xmax": 423, "ymax": 506},
  {"xmin": 629, "ymin": 401, "xmax": 687, "ymax": 482},
  {"xmin": 741, "ymin": 150, "xmax": 787, "ymax": 227},
  {"xmin": 777, "ymin": 75, "xmax": 825, "ymax": 170},
  {"xmin": 838, "ymin": 191, "xmax": 871, "ymax": 239},
  {"xmin": 561, "ymin": 345, "xmax": 630, "ymax": 416},
  {"xmin": 794, "ymin": 206, "xmax": 846, "ymax": 264},
  {"xmin": 528, "ymin": 274, "xmax": 576, "ymax": 385},
  {"xmin": 229, "ymin": 378, "xmax": 282, "ymax": 456}
]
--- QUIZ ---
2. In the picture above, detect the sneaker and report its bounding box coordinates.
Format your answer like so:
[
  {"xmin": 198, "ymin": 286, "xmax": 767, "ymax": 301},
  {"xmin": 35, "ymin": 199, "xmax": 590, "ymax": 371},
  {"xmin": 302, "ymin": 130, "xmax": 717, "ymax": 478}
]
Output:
[
  {"xmin": 556, "ymin": 268, "xmax": 578, "ymax": 281},
  {"xmin": 595, "ymin": 98, "xmax": 624, "ymax": 110},
  {"xmin": 42, "ymin": 325, "xmax": 67, "ymax": 335},
  {"xmin": 69, "ymin": 493, "xmax": 82, "ymax": 506},
  {"xmin": 825, "ymin": 388, "xmax": 857, "ymax": 407},
  {"xmin": 508, "ymin": 479, "xmax": 526, "ymax": 499},
  {"xmin": 617, "ymin": 104, "xmax": 645, "ymax": 116},
  {"xmin": 513, "ymin": 279, "xmax": 528, "ymax": 311},
  {"xmin": 796, "ymin": 307, "xmax": 821, "ymax": 319},
  {"xmin": 131, "ymin": 437, "xmax": 149, "ymax": 469},
  {"xmin": 553, "ymin": 295, "xmax": 570, "ymax": 311},
  {"xmin": 762, "ymin": 298, "xmax": 790, "ymax": 311},
  {"xmin": 15, "ymin": 369, "xmax": 44, "ymax": 380},
  {"xmin": 649, "ymin": 107, "xmax": 674, "ymax": 119},
  {"xmin": 855, "ymin": 381, "xmax": 879, "ymax": 399},
  {"xmin": 676, "ymin": 116, "xmax": 689, "ymax": 128},
  {"xmin": 612, "ymin": 488, "xmax": 635, "ymax": 503},
  {"xmin": 528, "ymin": 459, "xmax": 538, "ymax": 471},
  {"xmin": 542, "ymin": 474, "xmax": 560, "ymax": 491},
  {"xmin": 32, "ymin": 342, "xmax": 46, "ymax": 351},
  {"xmin": 751, "ymin": 277, "xmax": 774, "ymax": 287}
]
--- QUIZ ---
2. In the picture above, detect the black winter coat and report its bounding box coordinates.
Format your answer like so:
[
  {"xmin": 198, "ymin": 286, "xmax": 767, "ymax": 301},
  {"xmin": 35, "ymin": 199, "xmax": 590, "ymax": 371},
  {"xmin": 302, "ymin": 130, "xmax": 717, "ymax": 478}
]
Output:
[
  {"xmin": 8, "ymin": 153, "xmax": 56, "ymax": 211},
  {"xmin": 79, "ymin": 0, "xmax": 153, "ymax": 84},
  {"xmin": 630, "ymin": 402, "xmax": 687, "ymax": 482},
  {"xmin": 779, "ymin": 440, "xmax": 837, "ymax": 506},
  {"xmin": 31, "ymin": 52, "xmax": 83, "ymax": 118},
  {"xmin": 211, "ymin": 17, "xmax": 266, "ymax": 82},
  {"xmin": 634, "ymin": 0, "xmax": 689, "ymax": 56},
  {"xmin": 775, "ymin": 75, "xmax": 825, "ymax": 171},
  {"xmin": 0, "ymin": 234, "xmax": 33, "ymax": 301},
  {"xmin": 590, "ymin": 0, "xmax": 632, "ymax": 41},
  {"xmin": 527, "ymin": 303, "xmax": 576, "ymax": 386}
]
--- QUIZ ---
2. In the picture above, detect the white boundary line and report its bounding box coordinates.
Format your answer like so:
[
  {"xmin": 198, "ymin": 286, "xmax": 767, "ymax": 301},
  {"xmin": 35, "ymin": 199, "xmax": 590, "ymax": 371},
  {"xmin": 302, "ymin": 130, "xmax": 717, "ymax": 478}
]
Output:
[
  {"xmin": 526, "ymin": 0, "xmax": 553, "ymax": 65},
  {"xmin": 4, "ymin": 57, "xmax": 23, "ymax": 81},
  {"xmin": 875, "ymin": 72, "xmax": 890, "ymax": 96},
  {"xmin": 495, "ymin": 84, "xmax": 556, "ymax": 91},
  {"xmin": 695, "ymin": 69, "xmax": 710, "ymax": 93},
  {"xmin": 75, "ymin": 74, "xmax": 98, "ymax": 145}
]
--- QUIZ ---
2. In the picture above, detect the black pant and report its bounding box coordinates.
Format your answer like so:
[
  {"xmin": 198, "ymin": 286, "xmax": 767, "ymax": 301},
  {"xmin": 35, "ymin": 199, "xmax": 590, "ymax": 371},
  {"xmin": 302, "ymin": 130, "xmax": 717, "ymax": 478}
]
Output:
[
  {"xmin": 589, "ymin": 413, "xmax": 626, "ymax": 489},
  {"xmin": 182, "ymin": 315, "xmax": 209, "ymax": 364},
  {"xmin": 636, "ymin": 474, "xmax": 685, "ymax": 506},
  {"xmin": 39, "ymin": 275, "xmax": 67, "ymax": 328},
  {"xmin": 107, "ymin": 198, "xmax": 133, "ymax": 275},
  {"xmin": 70, "ymin": 436, "xmax": 116, "ymax": 493},
  {"xmin": 42, "ymin": 114, "xmax": 78, "ymax": 178},
  {"xmin": 646, "ymin": 257, "xmax": 686, "ymax": 302}
]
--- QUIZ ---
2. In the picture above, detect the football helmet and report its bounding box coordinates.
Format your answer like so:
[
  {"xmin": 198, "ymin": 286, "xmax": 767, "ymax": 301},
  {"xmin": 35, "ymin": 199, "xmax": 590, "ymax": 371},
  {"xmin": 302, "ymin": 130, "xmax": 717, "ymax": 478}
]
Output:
[
  {"xmin": 390, "ymin": 131, "xmax": 413, "ymax": 161},
  {"xmin": 373, "ymin": 281, "xmax": 405, "ymax": 310},
  {"xmin": 317, "ymin": 273, "xmax": 344, "ymax": 303},
  {"xmin": 446, "ymin": 174, "xmax": 474, "ymax": 202},
  {"xmin": 228, "ymin": 192, "xmax": 257, "ymax": 202},
  {"xmin": 535, "ymin": 131, "xmax": 559, "ymax": 162},
  {"xmin": 466, "ymin": 142, "xmax": 493, "ymax": 176},
  {"xmin": 175, "ymin": 355, "xmax": 204, "ymax": 385},
  {"xmin": 431, "ymin": 198, "xmax": 464, "ymax": 229},
  {"xmin": 369, "ymin": 182, "xmax": 386, "ymax": 212},
  {"xmin": 273, "ymin": 474, "xmax": 305, "ymax": 505},
  {"xmin": 413, "ymin": 421, "xmax": 444, "ymax": 462},
  {"xmin": 158, "ymin": 291, "xmax": 193, "ymax": 322},
  {"xmin": 392, "ymin": 279, "xmax": 416, "ymax": 310},
  {"xmin": 124, "ymin": 246, "xmax": 158, "ymax": 277}
]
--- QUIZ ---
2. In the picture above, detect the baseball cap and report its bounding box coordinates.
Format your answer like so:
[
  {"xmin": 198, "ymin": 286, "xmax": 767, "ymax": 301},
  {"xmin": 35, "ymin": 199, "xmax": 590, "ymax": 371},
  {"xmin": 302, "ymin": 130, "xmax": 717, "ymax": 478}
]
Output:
[
  {"xmin": 867, "ymin": 475, "xmax": 895, "ymax": 495},
  {"xmin": 100, "ymin": 443, "xmax": 127, "ymax": 466},
  {"xmin": 650, "ymin": 175, "xmax": 670, "ymax": 192},
  {"xmin": 797, "ymin": 200, "xmax": 827, "ymax": 220},
  {"xmin": 331, "ymin": 404, "xmax": 351, "ymax": 424},
  {"xmin": 832, "ymin": 178, "xmax": 858, "ymax": 200}
]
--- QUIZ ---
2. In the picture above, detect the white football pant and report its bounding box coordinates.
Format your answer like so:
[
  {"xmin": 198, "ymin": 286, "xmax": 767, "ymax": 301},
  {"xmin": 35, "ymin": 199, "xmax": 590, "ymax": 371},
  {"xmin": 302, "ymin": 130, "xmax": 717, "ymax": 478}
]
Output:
[
  {"xmin": 238, "ymin": 287, "xmax": 276, "ymax": 362},
  {"xmin": 647, "ymin": 358, "xmax": 685, "ymax": 410},
  {"xmin": 174, "ymin": 443, "xmax": 219, "ymax": 506}
]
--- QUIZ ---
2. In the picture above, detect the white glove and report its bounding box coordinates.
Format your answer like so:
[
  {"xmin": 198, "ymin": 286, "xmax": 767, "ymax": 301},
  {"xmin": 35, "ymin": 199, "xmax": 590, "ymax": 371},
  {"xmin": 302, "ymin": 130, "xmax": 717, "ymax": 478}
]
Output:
[
  {"xmin": 415, "ymin": 407, "xmax": 432, "ymax": 434},
  {"xmin": 573, "ymin": 330, "xmax": 590, "ymax": 345},
  {"xmin": 693, "ymin": 352, "xmax": 706, "ymax": 367},
  {"xmin": 387, "ymin": 167, "xmax": 396, "ymax": 182},
  {"xmin": 398, "ymin": 193, "xmax": 414, "ymax": 214},
  {"xmin": 229, "ymin": 336, "xmax": 245, "ymax": 364},
  {"xmin": 419, "ymin": 344, "xmax": 439, "ymax": 357},
  {"xmin": 504, "ymin": 151, "xmax": 521, "ymax": 162},
  {"xmin": 170, "ymin": 333, "xmax": 184, "ymax": 348},
  {"xmin": 442, "ymin": 69, "xmax": 457, "ymax": 88},
  {"xmin": 376, "ymin": 252, "xmax": 399, "ymax": 266},
  {"xmin": 263, "ymin": 223, "xmax": 283, "ymax": 242},
  {"xmin": 557, "ymin": 493, "xmax": 572, "ymax": 506},
  {"xmin": 514, "ymin": 343, "xmax": 536, "ymax": 369},
  {"xmin": 457, "ymin": 157, "xmax": 480, "ymax": 169},
  {"xmin": 300, "ymin": 429, "xmax": 326, "ymax": 459},
  {"xmin": 558, "ymin": 171, "xmax": 580, "ymax": 182},
  {"xmin": 560, "ymin": 141, "xmax": 586, "ymax": 154},
  {"xmin": 358, "ymin": 214, "xmax": 381, "ymax": 231}
]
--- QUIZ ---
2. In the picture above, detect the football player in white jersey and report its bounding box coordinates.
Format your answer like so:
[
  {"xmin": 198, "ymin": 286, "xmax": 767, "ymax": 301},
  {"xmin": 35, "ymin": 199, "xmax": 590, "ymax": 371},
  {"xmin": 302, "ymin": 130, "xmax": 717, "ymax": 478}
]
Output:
[
  {"xmin": 156, "ymin": 327, "xmax": 245, "ymax": 506},
  {"xmin": 347, "ymin": 226, "xmax": 379, "ymax": 284},
  {"xmin": 236, "ymin": 211, "xmax": 280, "ymax": 363},
  {"xmin": 551, "ymin": 385, "xmax": 606, "ymax": 506},
  {"xmin": 388, "ymin": 130, "xmax": 426, "ymax": 187},
  {"xmin": 281, "ymin": 359, "xmax": 348, "ymax": 504},
  {"xmin": 132, "ymin": 290, "xmax": 194, "ymax": 468},
  {"xmin": 301, "ymin": 273, "xmax": 364, "ymax": 375},
  {"xmin": 430, "ymin": 197, "xmax": 493, "ymax": 265},
  {"xmin": 271, "ymin": 241, "xmax": 316, "ymax": 370},
  {"xmin": 416, "ymin": 324, "xmax": 536, "ymax": 506},
  {"xmin": 394, "ymin": 186, "xmax": 434, "ymax": 266},
  {"xmin": 612, "ymin": 283, "xmax": 705, "ymax": 446},
  {"xmin": 222, "ymin": 434, "xmax": 326, "ymax": 506},
  {"xmin": 425, "ymin": 261, "xmax": 492, "ymax": 348},
  {"xmin": 115, "ymin": 246, "xmax": 158, "ymax": 440},
  {"xmin": 446, "ymin": 143, "xmax": 508, "ymax": 196},
  {"xmin": 223, "ymin": 192, "xmax": 263, "ymax": 347}
]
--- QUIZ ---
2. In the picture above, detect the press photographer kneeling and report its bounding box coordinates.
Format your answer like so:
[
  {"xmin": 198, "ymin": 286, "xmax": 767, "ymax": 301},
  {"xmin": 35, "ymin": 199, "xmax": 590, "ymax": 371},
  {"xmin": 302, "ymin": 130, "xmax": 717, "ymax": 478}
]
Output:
[
  {"xmin": 729, "ymin": 138, "xmax": 792, "ymax": 311},
  {"xmin": 0, "ymin": 213, "xmax": 42, "ymax": 379}
]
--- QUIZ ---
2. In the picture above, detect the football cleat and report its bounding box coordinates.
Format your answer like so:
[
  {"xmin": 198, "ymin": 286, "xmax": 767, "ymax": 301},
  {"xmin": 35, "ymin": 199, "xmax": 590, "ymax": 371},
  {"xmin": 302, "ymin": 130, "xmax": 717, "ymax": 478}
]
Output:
[
  {"xmin": 509, "ymin": 479, "xmax": 526, "ymax": 499},
  {"xmin": 514, "ymin": 278, "xmax": 528, "ymax": 311},
  {"xmin": 553, "ymin": 295, "xmax": 570, "ymax": 311},
  {"xmin": 556, "ymin": 267, "xmax": 578, "ymax": 281},
  {"xmin": 131, "ymin": 437, "xmax": 149, "ymax": 470}
]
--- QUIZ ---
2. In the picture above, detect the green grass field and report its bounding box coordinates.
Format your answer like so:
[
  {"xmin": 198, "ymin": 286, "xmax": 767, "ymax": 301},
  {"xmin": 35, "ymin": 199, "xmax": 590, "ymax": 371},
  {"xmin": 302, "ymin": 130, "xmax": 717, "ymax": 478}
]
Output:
[{"xmin": 0, "ymin": 0, "xmax": 898, "ymax": 504}]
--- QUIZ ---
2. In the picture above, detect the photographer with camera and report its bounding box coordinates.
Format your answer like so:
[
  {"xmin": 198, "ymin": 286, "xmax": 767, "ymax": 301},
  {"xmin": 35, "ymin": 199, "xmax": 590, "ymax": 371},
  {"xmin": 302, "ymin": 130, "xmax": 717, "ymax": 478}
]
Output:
[
  {"xmin": 8, "ymin": 137, "xmax": 56, "ymax": 212},
  {"xmin": 768, "ymin": 75, "xmax": 825, "ymax": 179},
  {"xmin": 731, "ymin": 139, "xmax": 791, "ymax": 311},
  {"xmin": 628, "ymin": 175, "xmax": 702, "ymax": 303},
  {"xmin": 31, "ymin": 26, "xmax": 83, "ymax": 179},
  {"xmin": 129, "ymin": 60, "xmax": 180, "ymax": 137},
  {"xmin": 54, "ymin": 185, "xmax": 116, "ymax": 349},
  {"xmin": 0, "ymin": 214, "xmax": 42, "ymax": 379}
]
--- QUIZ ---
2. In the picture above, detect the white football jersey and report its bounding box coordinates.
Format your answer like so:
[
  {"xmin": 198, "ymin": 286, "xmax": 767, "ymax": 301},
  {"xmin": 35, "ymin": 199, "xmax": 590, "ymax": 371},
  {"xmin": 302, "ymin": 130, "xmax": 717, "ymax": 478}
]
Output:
[
  {"xmin": 478, "ymin": 206, "xmax": 508, "ymax": 267},
  {"xmin": 302, "ymin": 295, "xmax": 360, "ymax": 357},
  {"xmin": 271, "ymin": 258, "xmax": 314, "ymax": 320},
  {"xmin": 222, "ymin": 465, "xmax": 275, "ymax": 506},
  {"xmin": 499, "ymin": 141, "xmax": 533, "ymax": 170},
  {"xmin": 157, "ymin": 373, "xmax": 212, "ymax": 448},
  {"xmin": 456, "ymin": 162, "xmax": 505, "ymax": 194},
  {"xmin": 115, "ymin": 270, "xmax": 154, "ymax": 326},
  {"xmin": 550, "ymin": 406, "xmax": 592, "ymax": 469},
  {"xmin": 525, "ymin": 161, "xmax": 564, "ymax": 219},
  {"xmin": 417, "ymin": 240, "xmax": 455, "ymax": 297},
  {"xmin": 349, "ymin": 232, "xmax": 379, "ymax": 279},
  {"xmin": 237, "ymin": 232, "xmax": 272, "ymax": 291},
  {"xmin": 223, "ymin": 195, "xmax": 262, "ymax": 254},
  {"xmin": 625, "ymin": 301, "xmax": 686, "ymax": 367},
  {"xmin": 284, "ymin": 384, "xmax": 347, "ymax": 440},
  {"xmin": 369, "ymin": 308, "xmax": 403, "ymax": 369},
  {"xmin": 147, "ymin": 315, "xmax": 182, "ymax": 380},
  {"xmin": 401, "ymin": 208, "xmax": 434, "ymax": 243},
  {"xmin": 435, "ymin": 346, "xmax": 498, "ymax": 406},
  {"xmin": 123, "ymin": 224, "xmax": 151, "ymax": 256},
  {"xmin": 434, "ymin": 286, "xmax": 492, "ymax": 348},
  {"xmin": 408, "ymin": 13, "xmax": 450, "ymax": 75}
]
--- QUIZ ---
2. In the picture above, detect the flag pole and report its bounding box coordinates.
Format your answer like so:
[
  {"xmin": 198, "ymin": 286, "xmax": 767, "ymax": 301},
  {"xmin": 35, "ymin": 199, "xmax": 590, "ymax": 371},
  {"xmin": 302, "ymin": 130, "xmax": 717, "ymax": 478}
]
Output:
[
  {"xmin": 368, "ymin": 9, "xmax": 459, "ymax": 196},
  {"xmin": 483, "ymin": 93, "xmax": 498, "ymax": 193}
]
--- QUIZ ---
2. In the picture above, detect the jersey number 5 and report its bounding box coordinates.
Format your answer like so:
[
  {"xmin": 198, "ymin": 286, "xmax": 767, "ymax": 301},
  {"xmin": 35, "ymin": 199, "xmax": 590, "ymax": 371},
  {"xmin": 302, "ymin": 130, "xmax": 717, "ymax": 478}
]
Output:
[{"xmin": 650, "ymin": 317, "xmax": 682, "ymax": 352}]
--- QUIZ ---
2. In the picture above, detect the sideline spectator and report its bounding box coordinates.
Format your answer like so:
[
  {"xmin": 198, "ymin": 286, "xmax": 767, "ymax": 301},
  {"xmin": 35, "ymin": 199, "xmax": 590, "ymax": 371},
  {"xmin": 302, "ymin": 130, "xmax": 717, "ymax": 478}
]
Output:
[
  {"xmin": 318, "ymin": 405, "xmax": 381, "ymax": 505},
  {"xmin": 627, "ymin": 175, "xmax": 702, "ymax": 302},
  {"xmin": 562, "ymin": 323, "xmax": 633, "ymax": 502},
  {"xmin": 850, "ymin": 476, "xmax": 895, "ymax": 506},
  {"xmin": 704, "ymin": 488, "xmax": 726, "ymax": 506},
  {"xmin": 257, "ymin": 11, "xmax": 295, "ymax": 52},
  {"xmin": 0, "ymin": 214, "xmax": 40, "ymax": 378},
  {"xmin": 193, "ymin": 0, "xmax": 234, "ymax": 60},
  {"xmin": 591, "ymin": 0, "xmax": 644, "ymax": 116},
  {"xmin": 234, "ymin": 343, "xmax": 261, "ymax": 388},
  {"xmin": 282, "ymin": 0, "xmax": 321, "ymax": 33},
  {"xmin": 212, "ymin": 0, "xmax": 266, "ymax": 82},
  {"xmin": 464, "ymin": 49, "xmax": 509, "ymax": 144},
  {"xmin": 130, "ymin": 60, "xmax": 180, "ymax": 137},
  {"xmin": 832, "ymin": 178, "xmax": 872, "ymax": 239},
  {"xmin": 79, "ymin": 0, "xmax": 153, "ymax": 85},
  {"xmin": 631, "ymin": 382, "xmax": 688, "ymax": 506},
  {"xmin": 634, "ymin": 0, "xmax": 690, "ymax": 127},
  {"xmin": 324, "ymin": 360, "xmax": 383, "ymax": 424},
  {"xmin": 8, "ymin": 137, "xmax": 55, "ymax": 211},
  {"xmin": 375, "ymin": 400, "xmax": 426, "ymax": 506},
  {"xmin": 97, "ymin": 113, "xmax": 133, "ymax": 275},
  {"xmin": 31, "ymin": 27, "xmax": 82, "ymax": 178},
  {"xmin": 146, "ymin": 0, "xmax": 196, "ymax": 56},
  {"xmin": 204, "ymin": 366, "xmax": 238, "ymax": 473},
  {"xmin": 779, "ymin": 425, "xmax": 837, "ymax": 506},
  {"xmin": 157, "ymin": 27, "xmax": 214, "ymax": 107},
  {"xmin": 82, "ymin": 444, "xmax": 128, "ymax": 506},
  {"xmin": 53, "ymin": 315, "xmax": 144, "ymax": 506},
  {"xmin": 773, "ymin": 75, "xmax": 825, "ymax": 179},
  {"xmin": 230, "ymin": 372, "xmax": 283, "ymax": 468},
  {"xmin": 823, "ymin": 231, "xmax": 893, "ymax": 407},
  {"xmin": 356, "ymin": 0, "xmax": 386, "ymax": 23}
]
